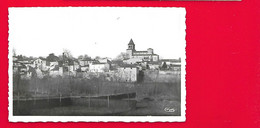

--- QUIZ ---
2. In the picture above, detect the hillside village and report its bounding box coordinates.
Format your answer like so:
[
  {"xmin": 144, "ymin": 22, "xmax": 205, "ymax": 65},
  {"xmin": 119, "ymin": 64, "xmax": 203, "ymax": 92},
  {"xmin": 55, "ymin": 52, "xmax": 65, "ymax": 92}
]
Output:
[{"xmin": 13, "ymin": 39, "xmax": 181, "ymax": 82}]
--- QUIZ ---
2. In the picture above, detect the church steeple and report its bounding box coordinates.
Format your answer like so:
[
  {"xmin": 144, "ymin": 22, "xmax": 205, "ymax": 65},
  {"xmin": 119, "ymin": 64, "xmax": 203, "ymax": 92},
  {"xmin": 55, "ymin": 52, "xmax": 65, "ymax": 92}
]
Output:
[
  {"xmin": 128, "ymin": 39, "xmax": 135, "ymax": 50},
  {"xmin": 126, "ymin": 39, "xmax": 135, "ymax": 58}
]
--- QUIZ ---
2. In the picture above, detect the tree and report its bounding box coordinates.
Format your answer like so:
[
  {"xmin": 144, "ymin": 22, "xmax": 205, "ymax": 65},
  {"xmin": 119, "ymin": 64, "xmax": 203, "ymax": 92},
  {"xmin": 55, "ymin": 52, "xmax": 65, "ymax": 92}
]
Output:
[
  {"xmin": 84, "ymin": 54, "xmax": 91, "ymax": 59},
  {"xmin": 46, "ymin": 53, "xmax": 59, "ymax": 62},
  {"xmin": 114, "ymin": 52, "xmax": 129, "ymax": 60},
  {"xmin": 58, "ymin": 55, "xmax": 63, "ymax": 60},
  {"xmin": 102, "ymin": 66, "xmax": 109, "ymax": 72},
  {"xmin": 146, "ymin": 64, "xmax": 150, "ymax": 69},
  {"xmin": 95, "ymin": 56, "xmax": 101, "ymax": 60},
  {"xmin": 12, "ymin": 48, "xmax": 16, "ymax": 56},
  {"xmin": 78, "ymin": 55, "xmax": 84, "ymax": 60},
  {"xmin": 161, "ymin": 62, "xmax": 167, "ymax": 70},
  {"xmin": 63, "ymin": 49, "xmax": 74, "ymax": 59},
  {"xmin": 78, "ymin": 54, "xmax": 91, "ymax": 60},
  {"xmin": 29, "ymin": 56, "xmax": 36, "ymax": 60},
  {"xmin": 17, "ymin": 55, "xmax": 23, "ymax": 60}
]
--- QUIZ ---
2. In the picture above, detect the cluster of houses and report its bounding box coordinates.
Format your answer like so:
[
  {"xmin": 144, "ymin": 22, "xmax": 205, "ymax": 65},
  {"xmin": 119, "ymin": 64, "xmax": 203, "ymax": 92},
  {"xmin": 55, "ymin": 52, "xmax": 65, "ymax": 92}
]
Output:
[
  {"xmin": 13, "ymin": 39, "xmax": 181, "ymax": 82},
  {"xmin": 13, "ymin": 54, "xmax": 111, "ymax": 78}
]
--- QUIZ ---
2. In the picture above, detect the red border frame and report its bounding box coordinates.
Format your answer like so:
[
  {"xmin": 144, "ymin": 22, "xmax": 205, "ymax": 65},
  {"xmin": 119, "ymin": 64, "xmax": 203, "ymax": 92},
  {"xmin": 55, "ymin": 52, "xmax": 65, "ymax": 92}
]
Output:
[{"xmin": 1, "ymin": 0, "xmax": 260, "ymax": 127}]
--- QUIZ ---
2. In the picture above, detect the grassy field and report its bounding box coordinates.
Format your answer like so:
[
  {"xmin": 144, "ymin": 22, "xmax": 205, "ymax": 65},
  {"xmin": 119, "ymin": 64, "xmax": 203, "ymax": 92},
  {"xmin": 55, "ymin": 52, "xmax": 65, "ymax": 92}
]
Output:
[{"xmin": 13, "ymin": 71, "xmax": 181, "ymax": 116}]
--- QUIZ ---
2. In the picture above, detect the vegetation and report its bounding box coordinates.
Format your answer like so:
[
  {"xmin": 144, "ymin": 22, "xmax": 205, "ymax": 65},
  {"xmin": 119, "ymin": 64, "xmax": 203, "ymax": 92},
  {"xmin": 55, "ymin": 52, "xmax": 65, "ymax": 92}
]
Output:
[
  {"xmin": 13, "ymin": 71, "xmax": 181, "ymax": 101},
  {"xmin": 114, "ymin": 52, "xmax": 129, "ymax": 60}
]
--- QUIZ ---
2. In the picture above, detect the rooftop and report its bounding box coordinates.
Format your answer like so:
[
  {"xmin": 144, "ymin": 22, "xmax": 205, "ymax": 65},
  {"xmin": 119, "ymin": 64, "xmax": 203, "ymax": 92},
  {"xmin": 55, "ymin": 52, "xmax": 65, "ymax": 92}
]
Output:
[
  {"xmin": 91, "ymin": 62, "xmax": 108, "ymax": 65},
  {"xmin": 160, "ymin": 59, "xmax": 181, "ymax": 63},
  {"xmin": 128, "ymin": 39, "xmax": 135, "ymax": 45},
  {"xmin": 118, "ymin": 64, "xmax": 138, "ymax": 68},
  {"xmin": 134, "ymin": 51, "xmax": 148, "ymax": 53},
  {"xmin": 132, "ymin": 54, "xmax": 158, "ymax": 56}
]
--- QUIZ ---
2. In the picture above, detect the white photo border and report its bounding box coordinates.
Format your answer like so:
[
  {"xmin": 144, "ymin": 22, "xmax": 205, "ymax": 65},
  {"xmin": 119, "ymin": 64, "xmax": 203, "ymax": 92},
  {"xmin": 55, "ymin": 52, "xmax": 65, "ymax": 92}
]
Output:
[{"xmin": 8, "ymin": 7, "xmax": 186, "ymax": 122}]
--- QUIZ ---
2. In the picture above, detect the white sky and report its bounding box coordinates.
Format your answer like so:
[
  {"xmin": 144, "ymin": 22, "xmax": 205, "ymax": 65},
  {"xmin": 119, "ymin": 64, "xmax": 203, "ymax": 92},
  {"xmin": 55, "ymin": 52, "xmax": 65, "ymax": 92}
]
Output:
[{"xmin": 9, "ymin": 7, "xmax": 186, "ymax": 59}]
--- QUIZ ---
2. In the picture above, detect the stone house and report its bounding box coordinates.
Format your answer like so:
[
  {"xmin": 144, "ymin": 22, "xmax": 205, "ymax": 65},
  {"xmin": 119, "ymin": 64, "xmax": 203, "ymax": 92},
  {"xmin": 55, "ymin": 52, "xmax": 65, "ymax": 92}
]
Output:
[
  {"xmin": 89, "ymin": 62, "xmax": 110, "ymax": 72},
  {"xmin": 79, "ymin": 58, "xmax": 95, "ymax": 66},
  {"xmin": 117, "ymin": 65, "xmax": 139, "ymax": 82},
  {"xmin": 33, "ymin": 58, "xmax": 47, "ymax": 70},
  {"xmin": 123, "ymin": 58, "xmax": 143, "ymax": 65}
]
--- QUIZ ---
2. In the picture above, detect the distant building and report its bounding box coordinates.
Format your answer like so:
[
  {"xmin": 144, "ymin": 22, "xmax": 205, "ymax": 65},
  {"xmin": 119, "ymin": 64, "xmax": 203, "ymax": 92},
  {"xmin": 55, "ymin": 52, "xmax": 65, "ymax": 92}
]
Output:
[
  {"xmin": 49, "ymin": 61, "xmax": 59, "ymax": 70},
  {"xmin": 123, "ymin": 58, "xmax": 143, "ymax": 64},
  {"xmin": 13, "ymin": 56, "xmax": 18, "ymax": 61},
  {"xmin": 18, "ymin": 64, "xmax": 27, "ymax": 75},
  {"xmin": 160, "ymin": 59, "xmax": 181, "ymax": 65},
  {"xmin": 126, "ymin": 39, "xmax": 159, "ymax": 62},
  {"xmin": 98, "ymin": 58, "xmax": 111, "ymax": 64},
  {"xmin": 49, "ymin": 65, "xmax": 63, "ymax": 77},
  {"xmin": 33, "ymin": 58, "xmax": 47, "ymax": 70},
  {"xmin": 89, "ymin": 62, "xmax": 110, "ymax": 72},
  {"xmin": 160, "ymin": 59, "xmax": 181, "ymax": 70},
  {"xmin": 67, "ymin": 60, "xmax": 80, "ymax": 71},
  {"xmin": 80, "ymin": 66, "xmax": 89, "ymax": 72},
  {"xmin": 147, "ymin": 61, "xmax": 162, "ymax": 70},
  {"xmin": 117, "ymin": 65, "xmax": 139, "ymax": 82},
  {"xmin": 79, "ymin": 58, "xmax": 95, "ymax": 66}
]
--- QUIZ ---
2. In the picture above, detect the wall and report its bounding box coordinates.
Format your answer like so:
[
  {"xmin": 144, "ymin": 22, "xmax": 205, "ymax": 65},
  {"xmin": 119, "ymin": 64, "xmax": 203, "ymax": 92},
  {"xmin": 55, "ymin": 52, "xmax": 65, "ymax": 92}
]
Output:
[{"xmin": 117, "ymin": 67, "xmax": 138, "ymax": 82}]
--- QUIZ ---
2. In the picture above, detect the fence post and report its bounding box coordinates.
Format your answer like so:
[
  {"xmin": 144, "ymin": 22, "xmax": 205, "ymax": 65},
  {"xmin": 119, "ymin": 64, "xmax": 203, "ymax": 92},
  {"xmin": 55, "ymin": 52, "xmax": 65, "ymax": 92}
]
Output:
[
  {"xmin": 34, "ymin": 90, "xmax": 36, "ymax": 105},
  {"xmin": 107, "ymin": 96, "xmax": 110, "ymax": 108},
  {"xmin": 47, "ymin": 92, "xmax": 49, "ymax": 103},
  {"xmin": 59, "ymin": 93, "xmax": 62, "ymax": 104},
  {"xmin": 128, "ymin": 93, "xmax": 130, "ymax": 105},
  {"xmin": 18, "ymin": 92, "xmax": 20, "ymax": 103},
  {"xmin": 88, "ymin": 94, "xmax": 90, "ymax": 108}
]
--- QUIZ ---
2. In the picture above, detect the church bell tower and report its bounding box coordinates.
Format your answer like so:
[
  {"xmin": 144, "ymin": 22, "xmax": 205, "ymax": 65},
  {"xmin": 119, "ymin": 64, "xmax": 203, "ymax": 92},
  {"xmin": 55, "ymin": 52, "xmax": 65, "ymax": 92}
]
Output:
[{"xmin": 126, "ymin": 39, "xmax": 135, "ymax": 58}]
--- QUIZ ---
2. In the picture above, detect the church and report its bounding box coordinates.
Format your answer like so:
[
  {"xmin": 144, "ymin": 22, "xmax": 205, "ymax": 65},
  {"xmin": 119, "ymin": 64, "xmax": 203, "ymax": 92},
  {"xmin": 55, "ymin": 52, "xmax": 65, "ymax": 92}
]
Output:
[{"xmin": 126, "ymin": 39, "xmax": 159, "ymax": 62}]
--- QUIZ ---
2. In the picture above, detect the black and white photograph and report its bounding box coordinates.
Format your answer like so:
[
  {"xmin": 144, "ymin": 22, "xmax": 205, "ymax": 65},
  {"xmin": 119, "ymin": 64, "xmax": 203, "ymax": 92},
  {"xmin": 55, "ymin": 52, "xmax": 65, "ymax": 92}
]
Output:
[{"xmin": 8, "ymin": 7, "xmax": 186, "ymax": 122}]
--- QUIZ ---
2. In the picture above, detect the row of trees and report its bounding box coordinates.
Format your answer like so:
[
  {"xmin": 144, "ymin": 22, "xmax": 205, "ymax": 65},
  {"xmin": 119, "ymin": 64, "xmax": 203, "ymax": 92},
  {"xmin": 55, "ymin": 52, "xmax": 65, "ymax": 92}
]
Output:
[{"xmin": 14, "ymin": 47, "xmax": 129, "ymax": 62}]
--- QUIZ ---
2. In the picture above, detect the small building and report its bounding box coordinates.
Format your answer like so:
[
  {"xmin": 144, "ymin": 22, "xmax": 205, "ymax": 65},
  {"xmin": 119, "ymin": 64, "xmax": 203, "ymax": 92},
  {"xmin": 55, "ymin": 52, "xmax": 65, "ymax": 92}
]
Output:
[
  {"xmin": 49, "ymin": 61, "xmax": 59, "ymax": 70},
  {"xmin": 18, "ymin": 64, "xmax": 27, "ymax": 75},
  {"xmin": 170, "ymin": 64, "xmax": 181, "ymax": 71},
  {"xmin": 33, "ymin": 58, "xmax": 47, "ymax": 70},
  {"xmin": 69, "ymin": 60, "xmax": 80, "ymax": 71},
  {"xmin": 117, "ymin": 65, "xmax": 139, "ymax": 82},
  {"xmin": 49, "ymin": 65, "xmax": 63, "ymax": 77},
  {"xmin": 80, "ymin": 66, "xmax": 89, "ymax": 72},
  {"xmin": 160, "ymin": 59, "xmax": 181, "ymax": 65},
  {"xmin": 21, "ymin": 66, "xmax": 36, "ymax": 79},
  {"xmin": 79, "ymin": 58, "xmax": 95, "ymax": 66},
  {"xmin": 89, "ymin": 62, "xmax": 110, "ymax": 72},
  {"xmin": 147, "ymin": 61, "xmax": 162, "ymax": 70},
  {"xmin": 123, "ymin": 58, "xmax": 143, "ymax": 64},
  {"xmin": 98, "ymin": 58, "xmax": 111, "ymax": 64},
  {"xmin": 160, "ymin": 59, "xmax": 181, "ymax": 70},
  {"xmin": 13, "ymin": 61, "xmax": 22, "ymax": 73}
]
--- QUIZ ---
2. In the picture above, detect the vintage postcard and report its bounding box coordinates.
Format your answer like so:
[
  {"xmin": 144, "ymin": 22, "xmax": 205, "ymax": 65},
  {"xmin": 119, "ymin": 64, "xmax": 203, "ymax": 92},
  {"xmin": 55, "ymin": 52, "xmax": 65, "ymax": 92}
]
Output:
[{"xmin": 8, "ymin": 7, "xmax": 186, "ymax": 122}]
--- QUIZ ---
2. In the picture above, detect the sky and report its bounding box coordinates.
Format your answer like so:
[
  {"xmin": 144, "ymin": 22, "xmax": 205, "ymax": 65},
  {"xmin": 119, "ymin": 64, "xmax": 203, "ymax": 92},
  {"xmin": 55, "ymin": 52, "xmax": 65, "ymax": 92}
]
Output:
[{"xmin": 9, "ymin": 7, "xmax": 186, "ymax": 59}]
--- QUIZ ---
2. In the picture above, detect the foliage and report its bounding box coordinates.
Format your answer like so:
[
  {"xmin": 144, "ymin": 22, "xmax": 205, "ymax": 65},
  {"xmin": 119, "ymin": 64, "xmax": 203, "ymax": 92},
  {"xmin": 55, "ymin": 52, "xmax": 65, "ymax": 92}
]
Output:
[
  {"xmin": 78, "ymin": 54, "xmax": 91, "ymax": 60},
  {"xmin": 63, "ymin": 49, "xmax": 74, "ymax": 59},
  {"xmin": 114, "ymin": 52, "xmax": 129, "ymax": 61},
  {"xmin": 46, "ymin": 53, "xmax": 59, "ymax": 62},
  {"xmin": 161, "ymin": 62, "xmax": 167, "ymax": 70}
]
